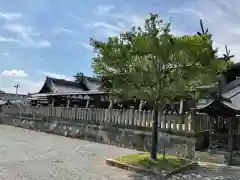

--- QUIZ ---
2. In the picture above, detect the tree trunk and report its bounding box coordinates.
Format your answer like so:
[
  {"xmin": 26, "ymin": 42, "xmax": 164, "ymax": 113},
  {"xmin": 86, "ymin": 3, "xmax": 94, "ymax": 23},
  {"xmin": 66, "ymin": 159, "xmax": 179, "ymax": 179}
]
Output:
[{"xmin": 151, "ymin": 104, "xmax": 158, "ymax": 159}]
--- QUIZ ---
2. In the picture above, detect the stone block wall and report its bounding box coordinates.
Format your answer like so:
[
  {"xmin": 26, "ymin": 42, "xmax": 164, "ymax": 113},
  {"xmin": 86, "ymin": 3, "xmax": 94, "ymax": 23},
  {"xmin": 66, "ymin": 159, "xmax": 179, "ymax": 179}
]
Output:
[{"xmin": 0, "ymin": 115, "xmax": 196, "ymax": 159}]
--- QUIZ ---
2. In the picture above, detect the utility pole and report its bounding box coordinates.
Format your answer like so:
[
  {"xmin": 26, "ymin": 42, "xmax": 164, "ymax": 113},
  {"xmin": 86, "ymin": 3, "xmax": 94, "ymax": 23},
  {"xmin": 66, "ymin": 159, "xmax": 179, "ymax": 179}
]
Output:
[{"xmin": 14, "ymin": 84, "xmax": 19, "ymax": 95}]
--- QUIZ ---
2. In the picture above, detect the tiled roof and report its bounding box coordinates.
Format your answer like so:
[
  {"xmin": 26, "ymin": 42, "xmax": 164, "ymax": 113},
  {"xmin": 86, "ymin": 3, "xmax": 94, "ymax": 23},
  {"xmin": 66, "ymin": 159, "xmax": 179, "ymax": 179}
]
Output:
[
  {"xmin": 196, "ymin": 78, "xmax": 240, "ymax": 113},
  {"xmin": 84, "ymin": 77, "xmax": 102, "ymax": 91},
  {"xmin": 37, "ymin": 76, "xmax": 102, "ymax": 94}
]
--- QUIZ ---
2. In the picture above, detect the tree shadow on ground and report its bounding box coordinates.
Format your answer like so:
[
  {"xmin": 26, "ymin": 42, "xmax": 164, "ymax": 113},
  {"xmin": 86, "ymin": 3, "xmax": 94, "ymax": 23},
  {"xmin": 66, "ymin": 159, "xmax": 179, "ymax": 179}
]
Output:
[{"xmin": 127, "ymin": 164, "xmax": 240, "ymax": 180}]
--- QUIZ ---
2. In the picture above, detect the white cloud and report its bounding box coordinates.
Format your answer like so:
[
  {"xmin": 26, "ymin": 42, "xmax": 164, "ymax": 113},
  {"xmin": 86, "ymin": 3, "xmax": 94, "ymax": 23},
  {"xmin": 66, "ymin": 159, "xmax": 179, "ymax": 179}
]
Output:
[
  {"xmin": 89, "ymin": 13, "xmax": 147, "ymax": 37},
  {"xmin": 37, "ymin": 40, "xmax": 51, "ymax": 47},
  {"xmin": 0, "ymin": 12, "xmax": 22, "ymax": 20},
  {"xmin": 53, "ymin": 27, "xmax": 75, "ymax": 35},
  {"xmin": 90, "ymin": 19, "xmax": 137, "ymax": 37},
  {"xmin": 0, "ymin": 70, "xmax": 73, "ymax": 94},
  {"xmin": 21, "ymin": 40, "xmax": 51, "ymax": 48},
  {"xmin": 4, "ymin": 24, "xmax": 33, "ymax": 33},
  {"xmin": 37, "ymin": 71, "xmax": 74, "ymax": 81},
  {"xmin": 0, "ymin": 77, "xmax": 43, "ymax": 94},
  {"xmin": 0, "ymin": 70, "xmax": 74, "ymax": 94},
  {"xmin": 93, "ymin": 22, "xmax": 121, "ymax": 32},
  {"xmin": 0, "ymin": 36, "xmax": 18, "ymax": 43},
  {"xmin": 1, "ymin": 70, "xmax": 28, "ymax": 77},
  {"xmin": 67, "ymin": 13, "xmax": 83, "ymax": 21},
  {"xmin": 169, "ymin": 0, "xmax": 240, "ymax": 62},
  {"xmin": 88, "ymin": 1, "xmax": 240, "ymax": 63},
  {"xmin": 114, "ymin": 14, "xmax": 146, "ymax": 28},
  {"xmin": 91, "ymin": 21, "xmax": 125, "ymax": 37},
  {"xmin": 76, "ymin": 41, "xmax": 93, "ymax": 51},
  {"xmin": 3, "ymin": 23, "xmax": 51, "ymax": 48},
  {"xmin": 169, "ymin": 8, "xmax": 206, "ymax": 21},
  {"xmin": 94, "ymin": 5, "xmax": 115, "ymax": 14}
]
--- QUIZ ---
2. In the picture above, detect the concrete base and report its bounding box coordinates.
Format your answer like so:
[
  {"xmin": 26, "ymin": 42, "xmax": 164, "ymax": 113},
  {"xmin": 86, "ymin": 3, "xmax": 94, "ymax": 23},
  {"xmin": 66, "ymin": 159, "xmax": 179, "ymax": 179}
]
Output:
[{"xmin": 106, "ymin": 157, "xmax": 197, "ymax": 178}]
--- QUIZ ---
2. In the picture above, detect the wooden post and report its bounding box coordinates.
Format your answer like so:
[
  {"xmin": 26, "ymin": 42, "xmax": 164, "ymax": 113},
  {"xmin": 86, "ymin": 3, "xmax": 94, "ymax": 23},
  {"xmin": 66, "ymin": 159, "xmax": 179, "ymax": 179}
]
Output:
[
  {"xmin": 85, "ymin": 99, "xmax": 90, "ymax": 109},
  {"xmin": 19, "ymin": 104, "xmax": 22, "ymax": 117},
  {"xmin": 190, "ymin": 109, "xmax": 196, "ymax": 132},
  {"xmin": 67, "ymin": 99, "xmax": 70, "ymax": 108},
  {"xmin": 180, "ymin": 100, "xmax": 185, "ymax": 124},
  {"xmin": 60, "ymin": 104, "xmax": 64, "ymax": 118},
  {"xmin": 73, "ymin": 105, "xmax": 77, "ymax": 119},
  {"xmin": 109, "ymin": 99, "xmax": 113, "ymax": 108},
  {"xmin": 209, "ymin": 117, "xmax": 213, "ymax": 150},
  {"xmin": 51, "ymin": 99, "xmax": 55, "ymax": 107},
  {"xmin": 179, "ymin": 100, "xmax": 183, "ymax": 114},
  {"xmin": 48, "ymin": 104, "xmax": 52, "ymax": 117},
  {"xmin": 89, "ymin": 105, "xmax": 94, "ymax": 123},
  {"xmin": 228, "ymin": 118, "xmax": 234, "ymax": 166},
  {"xmin": 130, "ymin": 106, "xmax": 135, "ymax": 127},
  {"xmin": 138, "ymin": 100, "xmax": 143, "ymax": 111},
  {"xmin": 108, "ymin": 106, "xmax": 113, "ymax": 124},
  {"xmin": 107, "ymin": 100, "xmax": 113, "ymax": 125}
]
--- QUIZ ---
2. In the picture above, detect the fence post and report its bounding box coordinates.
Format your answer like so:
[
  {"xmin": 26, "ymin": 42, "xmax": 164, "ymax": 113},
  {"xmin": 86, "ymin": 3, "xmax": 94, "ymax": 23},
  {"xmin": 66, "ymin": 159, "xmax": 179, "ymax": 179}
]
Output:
[
  {"xmin": 129, "ymin": 106, "xmax": 135, "ymax": 127},
  {"xmin": 89, "ymin": 105, "xmax": 94, "ymax": 123},
  {"xmin": 60, "ymin": 104, "xmax": 64, "ymax": 118},
  {"xmin": 84, "ymin": 107, "xmax": 88, "ymax": 124},
  {"xmin": 48, "ymin": 104, "xmax": 52, "ymax": 118},
  {"xmin": 190, "ymin": 109, "xmax": 196, "ymax": 132},
  {"xmin": 108, "ymin": 106, "xmax": 113, "ymax": 125},
  {"xmin": 32, "ymin": 106, "xmax": 35, "ymax": 119},
  {"xmin": 73, "ymin": 105, "xmax": 78, "ymax": 119},
  {"xmin": 19, "ymin": 104, "xmax": 22, "ymax": 117}
]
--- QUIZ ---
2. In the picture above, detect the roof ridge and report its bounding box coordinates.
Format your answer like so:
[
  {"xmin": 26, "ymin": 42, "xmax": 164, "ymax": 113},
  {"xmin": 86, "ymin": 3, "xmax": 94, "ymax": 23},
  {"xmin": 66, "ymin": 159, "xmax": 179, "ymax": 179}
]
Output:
[{"xmin": 47, "ymin": 76, "xmax": 75, "ymax": 82}]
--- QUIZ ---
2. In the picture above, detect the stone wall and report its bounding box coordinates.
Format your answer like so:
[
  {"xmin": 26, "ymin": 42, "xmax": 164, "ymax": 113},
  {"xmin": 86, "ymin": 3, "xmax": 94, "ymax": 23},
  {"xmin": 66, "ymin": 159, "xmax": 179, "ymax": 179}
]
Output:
[{"xmin": 0, "ymin": 115, "xmax": 196, "ymax": 159}]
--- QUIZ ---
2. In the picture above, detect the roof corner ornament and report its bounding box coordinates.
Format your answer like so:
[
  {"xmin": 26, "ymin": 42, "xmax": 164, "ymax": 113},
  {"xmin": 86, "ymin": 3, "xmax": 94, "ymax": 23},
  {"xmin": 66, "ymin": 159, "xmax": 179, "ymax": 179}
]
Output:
[
  {"xmin": 218, "ymin": 45, "xmax": 235, "ymax": 61},
  {"xmin": 74, "ymin": 72, "xmax": 84, "ymax": 83}
]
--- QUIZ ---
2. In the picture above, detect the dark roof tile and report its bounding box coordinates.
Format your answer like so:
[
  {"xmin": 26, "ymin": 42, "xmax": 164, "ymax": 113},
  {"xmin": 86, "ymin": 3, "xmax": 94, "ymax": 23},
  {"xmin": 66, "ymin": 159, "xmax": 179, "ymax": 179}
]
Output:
[{"xmin": 37, "ymin": 76, "xmax": 102, "ymax": 94}]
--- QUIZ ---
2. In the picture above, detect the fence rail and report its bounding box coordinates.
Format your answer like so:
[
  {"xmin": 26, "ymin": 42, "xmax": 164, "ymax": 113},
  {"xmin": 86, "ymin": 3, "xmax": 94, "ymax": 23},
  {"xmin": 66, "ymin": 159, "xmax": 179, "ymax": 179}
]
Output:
[{"xmin": 1, "ymin": 105, "xmax": 210, "ymax": 132}]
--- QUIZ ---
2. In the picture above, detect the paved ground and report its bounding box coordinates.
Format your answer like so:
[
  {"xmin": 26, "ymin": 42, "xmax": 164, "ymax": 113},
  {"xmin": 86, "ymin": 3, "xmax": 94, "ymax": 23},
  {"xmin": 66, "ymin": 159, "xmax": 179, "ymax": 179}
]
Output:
[{"xmin": 0, "ymin": 125, "xmax": 240, "ymax": 180}]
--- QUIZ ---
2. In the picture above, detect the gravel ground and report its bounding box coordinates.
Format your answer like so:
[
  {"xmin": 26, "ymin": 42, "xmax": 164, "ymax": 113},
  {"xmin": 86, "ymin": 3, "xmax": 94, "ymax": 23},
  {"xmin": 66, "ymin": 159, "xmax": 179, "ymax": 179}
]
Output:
[{"xmin": 0, "ymin": 125, "xmax": 240, "ymax": 180}]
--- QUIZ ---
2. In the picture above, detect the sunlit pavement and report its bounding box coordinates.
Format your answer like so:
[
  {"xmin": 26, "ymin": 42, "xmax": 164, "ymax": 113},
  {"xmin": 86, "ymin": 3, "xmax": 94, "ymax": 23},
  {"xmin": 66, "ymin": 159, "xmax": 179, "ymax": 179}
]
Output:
[{"xmin": 0, "ymin": 125, "xmax": 239, "ymax": 180}]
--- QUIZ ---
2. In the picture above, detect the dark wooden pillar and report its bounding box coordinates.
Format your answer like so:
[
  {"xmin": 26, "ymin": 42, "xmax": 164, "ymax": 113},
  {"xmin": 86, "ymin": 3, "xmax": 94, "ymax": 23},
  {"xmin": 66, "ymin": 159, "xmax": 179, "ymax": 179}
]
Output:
[{"xmin": 228, "ymin": 117, "xmax": 235, "ymax": 166}]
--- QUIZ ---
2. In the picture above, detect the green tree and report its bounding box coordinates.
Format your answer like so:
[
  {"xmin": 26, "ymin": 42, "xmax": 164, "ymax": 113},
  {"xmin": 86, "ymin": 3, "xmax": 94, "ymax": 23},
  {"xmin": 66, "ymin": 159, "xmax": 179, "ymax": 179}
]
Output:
[{"xmin": 90, "ymin": 13, "xmax": 230, "ymax": 159}]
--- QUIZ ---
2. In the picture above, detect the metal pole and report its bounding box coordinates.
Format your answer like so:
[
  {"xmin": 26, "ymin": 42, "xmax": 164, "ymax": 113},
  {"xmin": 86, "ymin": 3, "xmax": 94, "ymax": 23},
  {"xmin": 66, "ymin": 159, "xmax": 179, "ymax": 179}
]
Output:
[{"xmin": 14, "ymin": 84, "xmax": 19, "ymax": 94}]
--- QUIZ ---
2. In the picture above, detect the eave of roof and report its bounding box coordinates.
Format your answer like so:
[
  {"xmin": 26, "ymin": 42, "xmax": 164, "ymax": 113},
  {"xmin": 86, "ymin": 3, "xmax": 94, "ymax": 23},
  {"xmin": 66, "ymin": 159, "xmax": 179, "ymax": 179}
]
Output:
[
  {"xmin": 195, "ymin": 99, "xmax": 240, "ymax": 117},
  {"xmin": 196, "ymin": 78, "xmax": 240, "ymax": 115},
  {"xmin": 30, "ymin": 91, "xmax": 108, "ymax": 97},
  {"xmin": 36, "ymin": 76, "xmax": 102, "ymax": 94}
]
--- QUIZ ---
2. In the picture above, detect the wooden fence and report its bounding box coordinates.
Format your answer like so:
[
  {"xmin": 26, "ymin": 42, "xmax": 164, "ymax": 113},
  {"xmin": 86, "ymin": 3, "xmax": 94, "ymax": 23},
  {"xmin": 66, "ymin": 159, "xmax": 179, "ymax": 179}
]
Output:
[{"xmin": 1, "ymin": 105, "xmax": 210, "ymax": 132}]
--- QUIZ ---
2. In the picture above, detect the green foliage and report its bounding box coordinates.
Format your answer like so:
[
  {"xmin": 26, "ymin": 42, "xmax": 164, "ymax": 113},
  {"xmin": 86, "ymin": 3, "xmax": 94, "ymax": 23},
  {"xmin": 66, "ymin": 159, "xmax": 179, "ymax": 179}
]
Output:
[{"xmin": 90, "ymin": 13, "xmax": 230, "ymax": 105}]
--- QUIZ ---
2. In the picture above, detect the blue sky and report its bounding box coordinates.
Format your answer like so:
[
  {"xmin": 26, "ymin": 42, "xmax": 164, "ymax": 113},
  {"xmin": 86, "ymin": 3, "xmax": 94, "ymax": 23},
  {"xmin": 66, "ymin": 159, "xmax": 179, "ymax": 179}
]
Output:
[{"xmin": 0, "ymin": 0, "xmax": 239, "ymax": 94}]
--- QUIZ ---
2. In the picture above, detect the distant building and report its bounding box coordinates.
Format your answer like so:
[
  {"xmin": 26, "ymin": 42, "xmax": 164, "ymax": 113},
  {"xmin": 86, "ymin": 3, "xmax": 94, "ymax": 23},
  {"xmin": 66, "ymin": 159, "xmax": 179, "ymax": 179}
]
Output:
[
  {"xmin": 28, "ymin": 75, "xmax": 109, "ymax": 107},
  {"xmin": 0, "ymin": 91, "xmax": 28, "ymax": 105}
]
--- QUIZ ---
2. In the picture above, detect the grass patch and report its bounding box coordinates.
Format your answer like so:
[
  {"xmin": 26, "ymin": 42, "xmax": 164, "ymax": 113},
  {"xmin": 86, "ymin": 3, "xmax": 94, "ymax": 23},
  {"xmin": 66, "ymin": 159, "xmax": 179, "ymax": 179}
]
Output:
[{"xmin": 115, "ymin": 153, "xmax": 190, "ymax": 171}]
